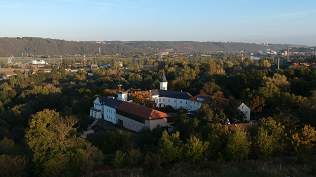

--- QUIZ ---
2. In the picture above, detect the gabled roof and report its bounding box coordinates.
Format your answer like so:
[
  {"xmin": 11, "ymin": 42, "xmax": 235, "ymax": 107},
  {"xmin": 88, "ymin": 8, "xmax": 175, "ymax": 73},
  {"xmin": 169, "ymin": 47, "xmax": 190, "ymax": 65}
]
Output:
[
  {"xmin": 98, "ymin": 97, "xmax": 109, "ymax": 105},
  {"xmin": 104, "ymin": 99, "xmax": 123, "ymax": 108},
  {"xmin": 116, "ymin": 102, "xmax": 173, "ymax": 120},
  {"xmin": 189, "ymin": 93, "xmax": 210, "ymax": 103}
]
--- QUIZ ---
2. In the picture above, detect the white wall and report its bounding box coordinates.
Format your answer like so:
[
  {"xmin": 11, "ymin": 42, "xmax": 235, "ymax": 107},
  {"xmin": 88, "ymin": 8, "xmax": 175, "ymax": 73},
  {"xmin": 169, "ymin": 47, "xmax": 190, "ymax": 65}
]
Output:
[
  {"xmin": 160, "ymin": 81, "xmax": 168, "ymax": 90},
  {"xmin": 118, "ymin": 92, "xmax": 128, "ymax": 101},
  {"xmin": 148, "ymin": 118, "xmax": 171, "ymax": 131},
  {"xmin": 238, "ymin": 103, "xmax": 251, "ymax": 121},
  {"xmin": 155, "ymin": 97, "xmax": 189, "ymax": 109},
  {"xmin": 189, "ymin": 100, "xmax": 203, "ymax": 111},
  {"xmin": 116, "ymin": 114, "xmax": 146, "ymax": 132},
  {"xmin": 103, "ymin": 105, "xmax": 117, "ymax": 124}
]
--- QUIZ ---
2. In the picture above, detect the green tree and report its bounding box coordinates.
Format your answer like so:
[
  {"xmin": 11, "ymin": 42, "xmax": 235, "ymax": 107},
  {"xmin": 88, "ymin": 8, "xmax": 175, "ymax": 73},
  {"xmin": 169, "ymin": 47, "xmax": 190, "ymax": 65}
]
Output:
[
  {"xmin": 252, "ymin": 126, "xmax": 275, "ymax": 159},
  {"xmin": 225, "ymin": 128, "xmax": 251, "ymax": 161},
  {"xmin": 157, "ymin": 131, "xmax": 176, "ymax": 164},
  {"xmin": 25, "ymin": 109, "xmax": 103, "ymax": 176},
  {"xmin": 183, "ymin": 135, "xmax": 209, "ymax": 163},
  {"xmin": 112, "ymin": 150, "xmax": 126, "ymax": 168}
]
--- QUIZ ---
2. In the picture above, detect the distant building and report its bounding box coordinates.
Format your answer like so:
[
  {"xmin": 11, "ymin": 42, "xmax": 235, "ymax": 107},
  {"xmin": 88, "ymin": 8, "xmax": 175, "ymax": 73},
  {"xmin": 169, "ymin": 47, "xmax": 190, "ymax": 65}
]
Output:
[{"xmin": 31, "ymin": 60, "xmax": 46, "ymax": 65}]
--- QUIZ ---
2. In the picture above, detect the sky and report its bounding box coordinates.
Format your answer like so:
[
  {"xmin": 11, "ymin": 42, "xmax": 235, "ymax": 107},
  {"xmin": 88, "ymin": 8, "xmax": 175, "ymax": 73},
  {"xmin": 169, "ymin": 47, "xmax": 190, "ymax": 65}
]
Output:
[{"xmin": 1, "ymin": 0, "xmax": 316, "ymax": 46}]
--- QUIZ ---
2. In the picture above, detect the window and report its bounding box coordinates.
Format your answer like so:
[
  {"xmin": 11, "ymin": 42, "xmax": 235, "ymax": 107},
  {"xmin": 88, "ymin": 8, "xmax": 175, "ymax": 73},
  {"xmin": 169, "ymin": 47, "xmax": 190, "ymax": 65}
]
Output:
[
  {"xmin": 180, "ymin": 101, "xmax": 182, "ymax": 104},
  {"xmin": 159, "ymin": 98, "xmax": 161, "ymax": 102},
  {"xmin": 168, "ymin": 99, "xmax": 170, "ymax": 102},
  {"xmin": 174, "ymin": 100, "xmax": 176, "ymax": 103},
  {"xmin": 163, "ymin": 99, "xmax": 165, "ymax": 101},
  {"xmin": 186, "ymin": 101, "xmax": 187, "ymax": 104}
]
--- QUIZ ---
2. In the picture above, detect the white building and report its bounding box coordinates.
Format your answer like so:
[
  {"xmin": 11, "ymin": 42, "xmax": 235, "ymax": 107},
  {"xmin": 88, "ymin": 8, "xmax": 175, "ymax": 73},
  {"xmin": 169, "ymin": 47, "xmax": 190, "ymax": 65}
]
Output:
[
  {"xmin": 103, "ymin": 98, "xmax": 123, "ymax": 124},
  {"xmin": 189, "ymin": 93, "xmax": 251, "ymax": 121},
  {"xmin": 90, "ymin": 72, "xmax": 251, "ymax": 132},
  {"xmin": 31, "ymin": 60, "xmax": 46, "ymax": 65}
]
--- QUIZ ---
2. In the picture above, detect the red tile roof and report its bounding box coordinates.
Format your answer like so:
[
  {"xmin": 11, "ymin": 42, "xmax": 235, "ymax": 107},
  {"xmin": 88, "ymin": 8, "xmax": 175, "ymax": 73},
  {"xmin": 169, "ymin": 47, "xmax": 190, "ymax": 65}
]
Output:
[
  {"xmin": 188, "ymin": 93, "xmax": 210, "ymax": 104},
  {"xmin": 225, "ymin": 123, "xmax": 254, "ymax": 132},
  {"xmin": 116, "ymin": 102, "xmax": 173, "ymax": 120}
]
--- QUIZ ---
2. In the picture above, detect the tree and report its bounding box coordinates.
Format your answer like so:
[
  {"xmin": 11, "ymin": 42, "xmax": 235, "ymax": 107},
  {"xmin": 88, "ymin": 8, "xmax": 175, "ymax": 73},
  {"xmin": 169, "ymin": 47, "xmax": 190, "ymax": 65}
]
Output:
[
  {"xmin": 125, "ymin": 147, "xmax": 142, "ymax": 168},
  {"xmin": 252, "ymin": 126, "xmax": 275, "ymax": 159},
  {"xmin": 200, "ymin": 81, "xmax": 221, "ymax": 95},
  {"xmin": 157, "ymin": 131, "xmax": 176, "ymax": 164},
  {"xmin": 0, "ymin": 155, "xmax": 28, "ymax": 177},
  {"xmin": 171, "ymin": 77, "xmax": 190, "ymax": 91},
  {"xmin": 183, "ymin": 135, "xmax": 209, "ymax": 163},
  {"xmin": 112, "ymin": 150, "xmax": 126, "ymax": 168},
  {"xmin": 131, "ymin": 91, "xmax": 156, "ymax": 108},
  {"xmin": 25, "ymin": 109, "xmax": 103, "ymax": 176},
  {"xmin": 202, "ymin": 123, "xmax": 230, "ymax": 160},
  {"xmin": 157, "ymin": 131, "xmax": 184, "ymax": 164},
  {"xmin": 225, "ymin": 128, "xmax": 251, "ymax": 161},
  {"xmin": 0, "ymin": 137, "xmax": 18, "ymax": 155}
]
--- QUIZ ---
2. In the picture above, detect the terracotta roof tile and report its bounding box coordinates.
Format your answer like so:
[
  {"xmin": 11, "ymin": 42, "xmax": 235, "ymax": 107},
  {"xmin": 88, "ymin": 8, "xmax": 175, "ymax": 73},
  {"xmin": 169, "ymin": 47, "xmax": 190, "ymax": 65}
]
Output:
[
  {"xmin": 225, "ymin": 123, "xmax": 254, "ymax": 132},
  {"xmin": 116, "ymin": 102, "xmax": 173, "ymax": 120}
]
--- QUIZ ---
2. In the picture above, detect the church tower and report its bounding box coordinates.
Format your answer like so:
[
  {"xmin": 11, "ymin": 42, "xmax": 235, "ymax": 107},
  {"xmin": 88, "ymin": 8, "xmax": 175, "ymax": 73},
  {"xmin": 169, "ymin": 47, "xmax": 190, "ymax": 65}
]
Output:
[{"xmin": 160, "ymin": 71, "xmax": 168, "ymax": 90}]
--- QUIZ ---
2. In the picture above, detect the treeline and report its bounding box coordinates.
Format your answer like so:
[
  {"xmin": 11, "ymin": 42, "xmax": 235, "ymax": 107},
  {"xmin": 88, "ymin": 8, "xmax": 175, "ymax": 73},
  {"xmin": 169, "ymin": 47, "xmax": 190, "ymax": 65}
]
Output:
[
  {"xmin": 0, "ymin": 37, "xmax": 156, "ymax": 57},
  {"xmin": 0, "ymin": 54, "xmax": 316, "ymax": 176},
  {"xmin": 0, "ymin": 37, "xmax": 295, "ymax": 57},
  {"xmin": 124, "ymin": 41, "xmax": 291, "ymax": 53}
]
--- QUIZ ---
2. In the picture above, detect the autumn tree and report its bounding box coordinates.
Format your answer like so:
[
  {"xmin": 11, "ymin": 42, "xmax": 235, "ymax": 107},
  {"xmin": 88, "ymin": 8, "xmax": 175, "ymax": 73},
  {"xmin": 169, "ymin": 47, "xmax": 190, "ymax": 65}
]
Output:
[
  {"xmin": 200, "ymin": 81, "xmax": 221, "ymax": 95},
  {"xmin": 131, "ymin": 91, "xmax": 156, "ymax": 108}
]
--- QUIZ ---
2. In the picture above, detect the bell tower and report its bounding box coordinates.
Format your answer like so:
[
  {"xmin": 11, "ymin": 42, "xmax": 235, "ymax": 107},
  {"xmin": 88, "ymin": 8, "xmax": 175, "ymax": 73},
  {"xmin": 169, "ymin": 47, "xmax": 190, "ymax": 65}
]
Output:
[{"xmin": 160, "ymin": 71, "xmax": 168, "ymax": 90}]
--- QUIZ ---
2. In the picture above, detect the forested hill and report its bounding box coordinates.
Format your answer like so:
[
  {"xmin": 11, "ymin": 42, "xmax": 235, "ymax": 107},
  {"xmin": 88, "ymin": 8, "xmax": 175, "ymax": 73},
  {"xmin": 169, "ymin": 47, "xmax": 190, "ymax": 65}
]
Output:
[
  {"xmin": 0, "ymin": 37, "xmax": 293, "ymax": 57},
  {"xmin": 123, "ymin": 41, "xmax": 291, "ymax": 53},
  {"xmin": 0, "ymin": 37, "xmax": 157, "ymax": 57}
]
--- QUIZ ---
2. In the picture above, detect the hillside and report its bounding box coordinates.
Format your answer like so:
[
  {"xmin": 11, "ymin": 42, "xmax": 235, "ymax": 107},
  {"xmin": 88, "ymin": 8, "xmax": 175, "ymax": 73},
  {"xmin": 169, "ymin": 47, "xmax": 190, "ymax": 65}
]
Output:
[
  {"xmin": 124, "ymin": 41, "xmax": 291, "ymax": 53},
  {"xmin": 0, "ymin": 37, "xmax": 156, "ymax": 57},
  {"xmin": 0, "ymin": 37, "xmax": 293, "ymax": 57}
]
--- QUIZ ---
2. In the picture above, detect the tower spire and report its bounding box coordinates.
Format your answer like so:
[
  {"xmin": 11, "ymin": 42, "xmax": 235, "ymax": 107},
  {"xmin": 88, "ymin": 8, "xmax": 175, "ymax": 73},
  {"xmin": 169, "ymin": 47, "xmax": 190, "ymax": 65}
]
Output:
[
  {"xmin": 160, "ymin": 71, "xmax": 167, "ymax": 82},
  {"xmin": 160, "ymin": 71, "xmax": 168, "ymax": 90}
]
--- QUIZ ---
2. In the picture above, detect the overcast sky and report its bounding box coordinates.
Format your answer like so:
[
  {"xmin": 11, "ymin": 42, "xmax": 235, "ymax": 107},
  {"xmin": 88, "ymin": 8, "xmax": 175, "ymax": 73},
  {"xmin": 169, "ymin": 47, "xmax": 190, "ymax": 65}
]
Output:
[{"xmin": 1, "ymin": 0, "xmax": 316, "ymax": 46}]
